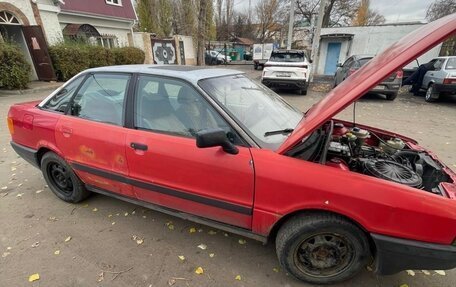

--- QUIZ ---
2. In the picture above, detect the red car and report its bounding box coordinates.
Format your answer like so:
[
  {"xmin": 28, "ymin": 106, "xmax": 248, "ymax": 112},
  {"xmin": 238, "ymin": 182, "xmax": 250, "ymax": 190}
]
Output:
[{"xmin": 7, "ymin": 15, "xmax": 456, "ymax": 285}]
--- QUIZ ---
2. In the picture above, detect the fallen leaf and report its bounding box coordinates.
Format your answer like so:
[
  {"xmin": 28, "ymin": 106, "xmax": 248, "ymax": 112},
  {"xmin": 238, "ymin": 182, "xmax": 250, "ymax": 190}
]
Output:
[
  {"xmin": 2, "ymin": 252, "xmax": 10, "ymax": 258},
  {"xmin": 209, "ymin": 253, "xmax": 215, "ymax": 258},
  {"xmin": 17, "ymin": 183, "xmax": 23, "ymax": 187},
  {"xmin": 6, "ymin": 247, "xmax": 12, "ymax": 250},
  {"xmin": 399, "ymin": 284, "xmax": 409, "ymax": 287},
  {"xmin": 92, "ymin": 208, "xmax": 98, "ymax": 212},
  {"xmin": 272, "ymin": 267, "xmax": 279, "ymax": 273},
  {"xmin": 124, "ymin": 212, "xmax": 129, "ymax": 216},
  {"xmin": 208, "ymin": 230, "xmax": 217, "ymax": 235},
  {"xmin": 31, "ymin": 242, "xmax": 40, "ymax": 248},
  {"xmin": 198, "ymin": 229, "xmax": 203, "ymax": 232},
  {"xmin": 197, "ymin": 244, "xmax": 207, "ymax": 250},
  {"xmin": 238, "ymin": 239, "xmax": 246, "ymax": 245},
  {"xmin": 35, "ymin": 190, "xmax": 43, "ymax": 194},
  {"xmin": 11, "ymin": 167, "xmax": 16, "ymax": 171},
  {"xmin": 132, "ymin": 235, "xmax": 144, "ymax": 245},
  {"xmin": 435, "ymin": 270, "xmax": 446, "ymax": 276},
  {"xmin": 178, "ymin": 255, "xmax": 185, "ymax": 261},
  {"xmin": 168, "ymin": 278, "xmax": 176, "ymax": 286},
  {"xmin": 235, "ymin": 275, "xmax": 241, "ymax": 280},
  {"xmin": 108, "ymin": 214, "xmax": 112, "ymax": 218},
  {"xmin": 111, "ymin": 222, "xmax": 116, "ymax": 225},
  {"xmin": 168, "ymin": 224, "xmax": 175, "ymax": 230},
  {"xmin": 366, "ymin": 265, "xmax": 373, "ymax": 272},
  {"xmin": 195, "ymin": 267, "xmax": 204, "ymax": 275},
  {"xmin": 82, "ymin": 204, "xmax": 89, "ymax": 208},
  {"xmin": 189, "ymin": 227, "xmax": 196, "ymax": 233},
  {"xmin": 1, "ymin": 186, "xmax": 7, "ymax": 190},
  {"xmin": 224, "ymin": 233, "xmax": 229, "ymax": 237},
  {"xmin": 132, "ymin": 211, "xmax": 136, "ymax": 215},
  {"xmin": 422, "ymin": 270, "xmax": 431, "ymax": 275},
  {"xmin": 54, "ymin": 250, "xmax": 60, "ymax": 255},
  {"xmin": 28, "ymin": 273, "xmax": 40, "ymax": 282},
  {"xmin": 16, "ymin": 193, "xmax": 24, "ymax": 198},
  {"xmin": 406, "ymin": 270, "xmax": 415, "ymax": 276},
  {"xmin": 64, "ymin": 236, "xmax": 72, "ymax": 242},
  {"xmin": 48, "ymin": 216, "xmax": 58, "ymax": 221},
  {"xmin": 142, "ymin": 215, "xmax": 147, "ymax": 219},
  {"xmin": 97, "ymin": 271, "xmax": 104, "ymax": 282}
]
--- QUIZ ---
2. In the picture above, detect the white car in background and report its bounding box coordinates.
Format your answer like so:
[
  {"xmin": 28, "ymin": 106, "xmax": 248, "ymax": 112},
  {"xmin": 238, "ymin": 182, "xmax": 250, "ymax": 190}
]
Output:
[{"xmin": 261, "ymin": 50, "xmax": 311, "ymax": 95}]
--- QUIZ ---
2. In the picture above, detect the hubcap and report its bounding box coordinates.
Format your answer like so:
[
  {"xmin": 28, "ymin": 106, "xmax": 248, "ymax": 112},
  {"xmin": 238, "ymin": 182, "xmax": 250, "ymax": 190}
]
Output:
[
  {"xmin": 47, "ymin": 162, "xmax": 73, "ymax": 195},
  {"xmin": 294, "ymin": 233, "xmax": 355, "ymax": 277}
]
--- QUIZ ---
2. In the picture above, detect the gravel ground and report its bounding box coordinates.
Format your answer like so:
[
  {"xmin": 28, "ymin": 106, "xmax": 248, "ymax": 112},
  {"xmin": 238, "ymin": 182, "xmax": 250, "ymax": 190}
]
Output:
[{"xmin": 0, "ymin": 65, "xmax": 455, "ymax": 287}]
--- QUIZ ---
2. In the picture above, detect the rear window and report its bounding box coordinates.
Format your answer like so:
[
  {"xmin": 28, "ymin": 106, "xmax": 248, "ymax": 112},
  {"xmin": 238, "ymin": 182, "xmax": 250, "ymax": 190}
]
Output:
[
  {"xmin": 270, "ymin": 52, "xmax": 305, "ymax": 62},
  {"xmin": 358, "ymin": 58, "xmax": 372, "ymax": 66},
  {"xmin": 446, "ymin": 58, "xmax": 456, "ymax": 70}
]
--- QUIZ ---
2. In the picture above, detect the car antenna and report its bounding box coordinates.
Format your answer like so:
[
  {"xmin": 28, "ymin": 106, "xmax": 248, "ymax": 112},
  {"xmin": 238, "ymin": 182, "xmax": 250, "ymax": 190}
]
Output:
[{"xmin": 352, "ymin": 101, "xmax": 357, "ymax": 127}]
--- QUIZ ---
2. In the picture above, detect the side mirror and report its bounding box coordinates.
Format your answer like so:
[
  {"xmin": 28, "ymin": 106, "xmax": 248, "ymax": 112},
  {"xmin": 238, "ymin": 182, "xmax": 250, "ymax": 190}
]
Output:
[
  {"xmin": 308, "ymin": 59, "xmax": 313, "ymax": 63},
  {"xmin": 196, "ymin": 128, "xmax": 239, "ymax": 155},
  {"xmin": 336, "ymin": 63, "xmax": 343, "ymax": 67}
]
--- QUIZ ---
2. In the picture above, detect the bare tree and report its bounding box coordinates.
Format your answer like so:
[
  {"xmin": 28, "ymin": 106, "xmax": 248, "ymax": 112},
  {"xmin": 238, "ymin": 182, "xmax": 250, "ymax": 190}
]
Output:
[
  {"xmin": 296, "ymin": 0, "xmax": 358, "ymax": 28},
  {"xmin": 426, "ymin": 0, "xmax": 456, "ymax": 21},
  {"xmin": 197, "ymin": 0, "xmax": 208, "ymax": 65},
  {"xmin": 255, "ymin": 0, "xmax": 282, "ymax": 42}
]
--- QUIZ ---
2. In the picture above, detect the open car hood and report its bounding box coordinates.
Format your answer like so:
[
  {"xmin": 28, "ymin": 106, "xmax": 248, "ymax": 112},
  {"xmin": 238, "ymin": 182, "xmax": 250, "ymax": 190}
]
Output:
[{"xmin": 277, "ymin": 14, "xmax": 456, "ymax": 154}]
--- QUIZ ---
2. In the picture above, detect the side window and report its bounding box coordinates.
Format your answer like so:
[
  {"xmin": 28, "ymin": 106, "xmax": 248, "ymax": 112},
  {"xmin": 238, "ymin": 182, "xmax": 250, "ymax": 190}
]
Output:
[
  {"xmin": 433, "ymin": 59, "xmax": 444, "ymax": 70},
  {"xmin": 70, "ymin": 73, "xmax": 130, "ymax": 126},
  {"xmin": 135, "ymin": 76, "xmax": 241, "ymax": 143},
  {"xmin": 42, "ymin": 76, "xmax": 84, "ymax": 112}
]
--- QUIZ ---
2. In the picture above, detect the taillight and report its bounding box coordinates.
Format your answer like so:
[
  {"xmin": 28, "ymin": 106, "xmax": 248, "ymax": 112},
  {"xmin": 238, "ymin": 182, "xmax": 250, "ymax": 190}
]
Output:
[
  {"xmin": 443, "ymin": 78, "xmax": 456, "ymax": 84},
  {"xmin": 347, "ymin": 68, "xmax": 357, "ymax": 77},
  {"xmin": 7, "ymin": 117, "xmax": 14, "ymax": 135},
  {"xmin": 396, "ymin": 70, "xmax": 403, "ymax": 79}
]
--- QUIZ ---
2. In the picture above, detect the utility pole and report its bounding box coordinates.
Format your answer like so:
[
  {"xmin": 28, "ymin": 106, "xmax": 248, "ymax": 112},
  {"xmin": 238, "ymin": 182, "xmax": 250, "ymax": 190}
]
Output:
[
  {"xmin": 286, "ymin": 0, "xmax": 295, "ymax": 50},
  {"xmin": 310, "ymin": 0, "xmax": 327, "ymax": 82}
]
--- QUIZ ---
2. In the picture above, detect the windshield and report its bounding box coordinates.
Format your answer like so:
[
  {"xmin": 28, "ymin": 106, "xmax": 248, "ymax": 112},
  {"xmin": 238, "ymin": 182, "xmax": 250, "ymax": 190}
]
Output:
[
  {"xmin": 270, "ymin": 52, "xmax": 305, "ymax": 63},
  {"xmin": 199, "ymin": 75, "xmax": 303, "ymax": 150},
  {"xmin": 445, "ymin": 58, "xmax": 456, "ymax": 69}
]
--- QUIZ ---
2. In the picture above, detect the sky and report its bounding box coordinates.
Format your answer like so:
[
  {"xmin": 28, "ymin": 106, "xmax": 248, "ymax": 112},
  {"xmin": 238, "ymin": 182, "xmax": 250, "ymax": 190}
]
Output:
[{"xmin": 235, "ymin": 0, "xmax": 435, "ymax": 24}]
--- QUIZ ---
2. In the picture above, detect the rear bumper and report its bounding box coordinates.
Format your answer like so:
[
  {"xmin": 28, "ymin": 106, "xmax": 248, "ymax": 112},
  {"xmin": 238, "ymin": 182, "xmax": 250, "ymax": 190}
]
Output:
[
  {"xmin": 372, "ymin": 233, "xmax": 456, "ymax": 275},
  {"xmin": 10, "ymin": 141, "xmax": 39, "ymax": 168},
  {"xmin": 262, "ymin": 78, "xmax": 307, "ymax": 89},
  {"xmin": 370, "ymin": 83, "xmax": 401, "ymax": 94},
  {"xmin": 433, "ymin": 83, "xmax": 456, "ymax": 94}
]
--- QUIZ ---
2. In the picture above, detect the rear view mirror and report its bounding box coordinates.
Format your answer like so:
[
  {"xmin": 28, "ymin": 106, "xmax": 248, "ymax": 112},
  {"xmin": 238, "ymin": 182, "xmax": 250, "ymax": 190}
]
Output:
[{"xmin": 196, "ymin": 128, "xmax": 239, "ymax": 155}]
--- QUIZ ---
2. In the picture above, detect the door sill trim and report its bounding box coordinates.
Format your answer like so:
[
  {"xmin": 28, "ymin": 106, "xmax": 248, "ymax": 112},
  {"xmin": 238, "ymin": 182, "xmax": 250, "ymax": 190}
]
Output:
[{"xmin": 85, "ymin": 184, "xmax": 267, "ymax": 243}]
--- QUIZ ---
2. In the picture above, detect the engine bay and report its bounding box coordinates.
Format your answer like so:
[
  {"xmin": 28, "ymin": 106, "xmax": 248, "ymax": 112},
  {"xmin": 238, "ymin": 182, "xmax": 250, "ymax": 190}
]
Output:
[{"xmin": 287, "ymin": 120, "xmax": 451, "ymax": 195}]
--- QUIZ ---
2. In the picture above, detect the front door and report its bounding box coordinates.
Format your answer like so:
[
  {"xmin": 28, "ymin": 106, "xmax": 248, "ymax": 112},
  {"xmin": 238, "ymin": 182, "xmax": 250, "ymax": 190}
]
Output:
[
  {"xmin": 55, "ymin": 73, "xmax": 134, "ymax": 198},
  {"xmin": 125, "ymin": 75, "xmax": 254, "ymax": 228},
  {"xmin": 22, "ymin": 25, "xmax": 56, "ymax": 81},
  {"xmin": 324, "ymin": 42, "xmax": 342, "ymax": 75}
]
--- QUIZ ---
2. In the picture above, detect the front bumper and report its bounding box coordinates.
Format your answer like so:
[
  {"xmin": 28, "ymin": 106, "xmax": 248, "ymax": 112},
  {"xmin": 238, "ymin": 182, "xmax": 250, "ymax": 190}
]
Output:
[
  {"xmin": 434, "ymin": 83, "xmax": 456, "ymax": 94},
  {"xmin": 261, "ymin": 78, "xmax": 307, "ymax": 89},
  {"xmin": 372, "ymin": 233, "xmax": 456, "ymax": 275}
]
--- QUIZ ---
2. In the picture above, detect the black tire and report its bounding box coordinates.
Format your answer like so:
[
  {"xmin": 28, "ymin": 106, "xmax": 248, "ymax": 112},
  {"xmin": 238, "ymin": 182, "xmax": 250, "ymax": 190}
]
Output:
[
  {"xmin": 298, "ymin": 88, "xmax": 307, "ymax": 95},
  {"xmin": 425, "ymin": 83, "xmax": 439, "ymax": 102},
  {"xmin": 41, "ymin": 152, "xmax": 90, "ymax": 203},
  {"xmin": 276, "ymin": 213, "xmax": 371, "ymax": 285},
  {"xmin": 385, "ymin": 92, "xmax": 397, "ymax": 101},
  {"xmin": 254, "ymin": 63, "xmax": 258, "ymax": 70}
]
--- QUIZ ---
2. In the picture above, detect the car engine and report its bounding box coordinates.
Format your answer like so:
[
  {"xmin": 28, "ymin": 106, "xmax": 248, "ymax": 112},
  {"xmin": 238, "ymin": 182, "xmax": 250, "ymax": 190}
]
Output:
[{"xmin": 289, "ymin": 121, "xmax": 450, "ymax": 194}]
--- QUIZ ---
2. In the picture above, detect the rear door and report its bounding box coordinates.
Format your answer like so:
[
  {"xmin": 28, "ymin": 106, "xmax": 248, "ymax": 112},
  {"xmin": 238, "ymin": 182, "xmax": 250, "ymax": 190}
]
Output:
[
  {"xmin": 125, "ymin": 75, "xmax": 255, "ymax": 228},
  {"xmin": 55, "ymin": 73, "xmax": 135, "ymax": 198}
]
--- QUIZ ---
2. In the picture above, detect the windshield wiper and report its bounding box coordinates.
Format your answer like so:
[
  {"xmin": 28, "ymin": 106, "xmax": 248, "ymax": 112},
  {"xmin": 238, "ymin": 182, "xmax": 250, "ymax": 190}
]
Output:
[{"xmin": 264, "ymin": 128, "xmax": 294, "ymax": 137}]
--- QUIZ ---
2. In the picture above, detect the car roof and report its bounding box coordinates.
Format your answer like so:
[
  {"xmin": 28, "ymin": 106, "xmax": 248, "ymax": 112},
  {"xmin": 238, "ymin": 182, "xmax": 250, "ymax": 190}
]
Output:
[
  {"xmin": 351, "ymin": 54, "xmax": 374, "ymax": 60},
  {"xmin": 84, "ymin": 65, "xmax": 243, "ymax": 84}
]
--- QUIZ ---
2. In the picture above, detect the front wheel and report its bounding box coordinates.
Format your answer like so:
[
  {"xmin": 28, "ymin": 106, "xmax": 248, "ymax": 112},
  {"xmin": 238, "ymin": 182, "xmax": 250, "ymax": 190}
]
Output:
[
  {"xmin": 276, "ymin": 213, "xmax": 371, "ymax": 285},
  {"xmin": 425, "ymin": 83, "xmax": 439, "ymax": 102},
  {"xmin": 385, "ymin": 92, "xmax": 397, "ymax": 101},
  {"xmin": 41, "ymin": 152, "xmax": 90, "ymax": 203}
]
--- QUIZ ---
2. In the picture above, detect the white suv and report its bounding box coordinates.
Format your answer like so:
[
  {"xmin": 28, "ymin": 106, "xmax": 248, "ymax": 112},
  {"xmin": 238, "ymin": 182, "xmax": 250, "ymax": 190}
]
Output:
[{"xmin": 261, "ymin": 50, "xmax": 311, "ymax": 95}]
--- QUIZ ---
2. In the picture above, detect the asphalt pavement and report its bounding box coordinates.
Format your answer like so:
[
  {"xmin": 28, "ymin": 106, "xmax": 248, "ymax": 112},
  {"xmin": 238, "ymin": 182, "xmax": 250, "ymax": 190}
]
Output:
[{"xmin": 0, "ymin": 65, "xmax": 455, "ymax": 287}]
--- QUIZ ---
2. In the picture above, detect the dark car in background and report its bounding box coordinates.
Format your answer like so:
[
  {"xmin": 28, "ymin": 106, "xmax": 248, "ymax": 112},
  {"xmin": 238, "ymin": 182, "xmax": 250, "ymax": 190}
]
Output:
[{"xmin": 334, "ymin": 55, "xmax": 403, "ymax": 100}]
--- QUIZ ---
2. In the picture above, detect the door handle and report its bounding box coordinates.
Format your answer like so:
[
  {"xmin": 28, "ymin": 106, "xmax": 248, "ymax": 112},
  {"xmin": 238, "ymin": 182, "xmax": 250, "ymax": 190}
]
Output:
[
  {"xmin": 61, "ymin": 126, "xmax": 72, "ymax": 137},
  {"xmin": 130, "ymin": 142, "xmax": 148, "ymax": 151}
]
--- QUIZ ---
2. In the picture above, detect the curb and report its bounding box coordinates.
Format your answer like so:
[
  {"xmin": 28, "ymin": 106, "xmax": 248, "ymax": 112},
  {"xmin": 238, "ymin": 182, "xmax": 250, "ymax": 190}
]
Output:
[{"xmin": 0, "ymin": 83, "xmax": 62, "ymax": 97}]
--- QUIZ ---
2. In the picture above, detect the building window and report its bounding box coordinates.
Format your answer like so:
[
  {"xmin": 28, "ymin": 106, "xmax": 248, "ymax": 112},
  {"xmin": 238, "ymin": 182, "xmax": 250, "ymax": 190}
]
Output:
[
  {"xmin": 0, "ymin": 11, "xmax": 20, "ymax": 25},
  {"xmin": 96, "ymin": 35, "xmax": 117, "ymax": 49},
  {"xmin": 105, "ymin": 0, "xmax": 122, "ymax": 6}
]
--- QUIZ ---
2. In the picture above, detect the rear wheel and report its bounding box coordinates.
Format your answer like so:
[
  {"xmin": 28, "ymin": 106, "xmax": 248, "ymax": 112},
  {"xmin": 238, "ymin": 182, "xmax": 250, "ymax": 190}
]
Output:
[
  {"xmin": 41, "ymin": 152, "xmax": 90, "ymax": 203},
  {"xmin": 425, "ymin": 83, "xmax": 439, "ymax": 102},
  {"xmin": 298, "ymin": 88, "xmax": 307, "ymax": 95},
  {"xmin": 276, "ymin": 213, "xmax": 370, "ymax": 285}
]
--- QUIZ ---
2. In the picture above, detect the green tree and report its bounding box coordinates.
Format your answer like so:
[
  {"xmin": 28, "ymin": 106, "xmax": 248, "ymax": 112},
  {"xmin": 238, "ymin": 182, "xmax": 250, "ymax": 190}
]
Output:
[
  {"xmin": 136, "ymin": 0, "xmax": 154, "ymax": 32},
  {"xmin": 158, "ymin": 0, "xmax": 173, "ymax": 36}
]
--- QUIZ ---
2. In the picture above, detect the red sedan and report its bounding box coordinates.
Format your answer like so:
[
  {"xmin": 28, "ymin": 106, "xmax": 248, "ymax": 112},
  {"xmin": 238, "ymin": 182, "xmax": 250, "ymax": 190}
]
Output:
[{"xmin": 7, "ymin": 15, "xmax": 456, "ymax": 284}]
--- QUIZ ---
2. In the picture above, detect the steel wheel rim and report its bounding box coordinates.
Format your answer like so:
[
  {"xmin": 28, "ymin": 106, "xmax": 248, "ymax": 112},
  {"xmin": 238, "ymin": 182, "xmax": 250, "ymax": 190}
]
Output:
[
  {"xmin": 47, "ymin": 162, "xmax": 73, "ymax": 195},
  {"xmin": 293, "ymin": 232, "xmax": 355, "ymax": 278}
]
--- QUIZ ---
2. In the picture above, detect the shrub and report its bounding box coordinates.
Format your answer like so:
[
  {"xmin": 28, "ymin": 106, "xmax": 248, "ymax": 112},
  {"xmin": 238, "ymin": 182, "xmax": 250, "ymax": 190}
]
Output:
[
  {"xmin": 49, "ymin": 43, "xmax": 90, "ymax": 81},
  {"xmin": 50, "ymin": 43, "xmax": 145, "ymax": 81},
  {"xmin": 112, "ymin": 47, "xmax": 145, "ymax": 65},
  {"xmin": 0, "ymin": 42, "xmax": 31, "ymax": 90}
]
